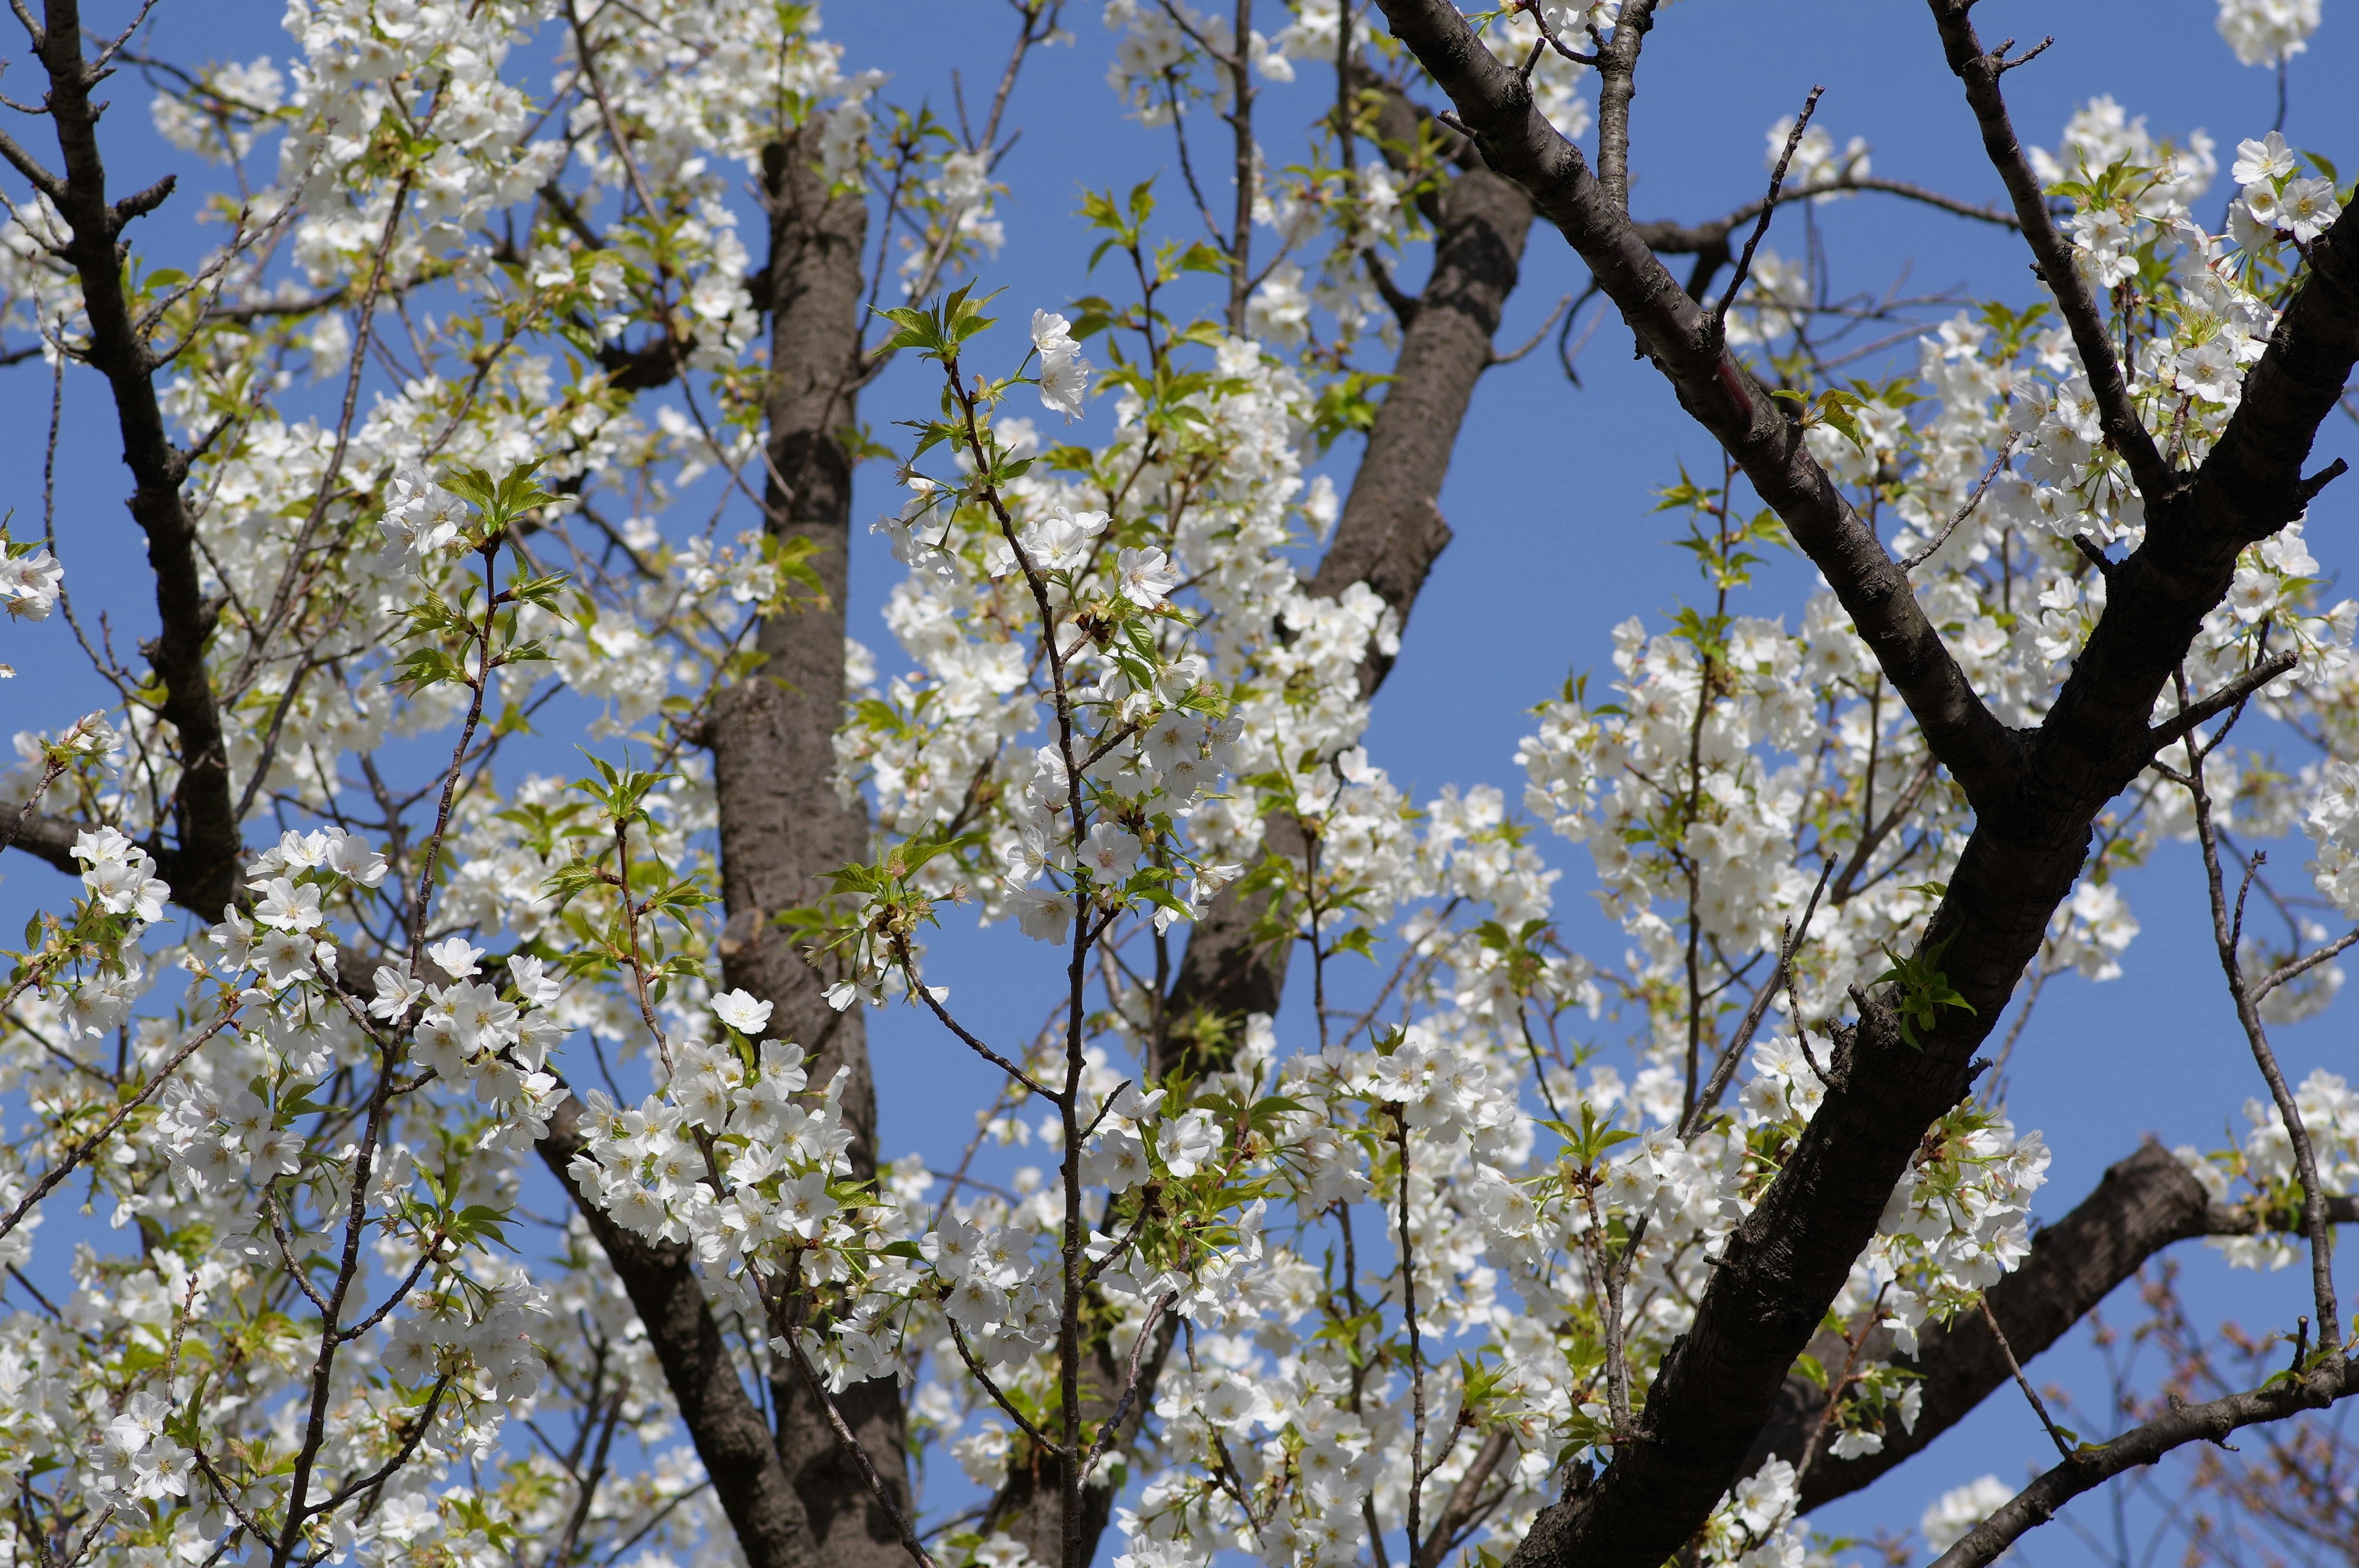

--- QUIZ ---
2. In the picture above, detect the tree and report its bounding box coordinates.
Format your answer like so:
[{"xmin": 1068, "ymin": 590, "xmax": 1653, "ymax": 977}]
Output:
[{"xmin": 0, "ymin": 2, "xmax": 2351, "ymax": 1568}]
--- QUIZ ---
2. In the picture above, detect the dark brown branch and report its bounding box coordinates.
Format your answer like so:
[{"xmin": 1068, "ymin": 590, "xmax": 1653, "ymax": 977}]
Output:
[
  {"xmin": 1928, "ymin": 1, "xmax": 2174, "ymax": 504},
  {"xmin": 1745, "ymin": 1139, "xmax": 2355, "ymax": 1514},
  {"xmin": 1366, "ymin": 5, "xmax": 2359, "ymax": 1567},
  {"xmin": 1681, "ymin": 857, "xmax": 1833, "ymax": 1137},
  {"xmin": 1632, "ymin": 173, "xmax": 2021, "ymax": 256},
  {"xmin": 1154, "ymin": 93, "xmax": 1539, "ymax": 1078},
  {"xmin": 703, "ymin": 115, "xmax": 913, "ymax": 1568},
  {"xmin": 2146, "ymin": 650, "xmax": 2298, "ymax": 754},
  {"xmin": 1592, "ymin": 0, "xmax": 1657, "ymax": 215},
  {"xmin": 1928, "ymin": 1358, "xmax": 2356, "ymax": 1568},
  {"xmin": 533, "ymin": 1096, "xmax": 821, "ymax": 1568},
  {"xmin": 1415, "ymin": 1426, "xmax": 1515, "ymax": 1568},
  {"xmin": 1369, "ymin": 0, "xmax": 2022, "ymax": 813},
  {"xmin": 1710, "ymin": 85, "xmax": 1822, "ymax": 343},
  {"xmin": 1903, "ymin": 432, "xmax": 2019, "ymax": 572},
  {"xmin": 27, "ymin": 0, "xmax": 243, "ymax": 917}
]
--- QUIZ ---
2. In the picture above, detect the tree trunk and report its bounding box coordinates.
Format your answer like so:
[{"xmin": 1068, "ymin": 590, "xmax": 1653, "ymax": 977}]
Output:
[{"xmin": 706, "ymin": 123, "xmax": 912, "ymax": 1568}]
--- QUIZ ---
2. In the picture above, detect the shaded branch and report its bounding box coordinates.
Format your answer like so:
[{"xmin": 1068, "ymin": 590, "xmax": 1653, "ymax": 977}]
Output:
[{"xmin": 1927, "ymin": 1, "xmax": 2173, "ymax": 503}]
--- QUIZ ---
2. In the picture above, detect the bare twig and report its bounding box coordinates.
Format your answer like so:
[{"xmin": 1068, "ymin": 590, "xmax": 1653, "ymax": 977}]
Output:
[
  {"xmin": 1682, "ymin": 857, "xmax": 1835, "ymax": 1137},
  {"xmin": 1903, "ymin": 432, "xmax": 2019, "ymax": 572},
  {"xmin": 1977, "ymin": 1295, "xmax": 2076, "ymax": 1461},
  {"xmin": 1712, "ymin": 85, "xmax": 1823, "ymax": 345},
  {"xmin": 2147, "ymin": 651, "xmax": 2298, "ymax": 755}
]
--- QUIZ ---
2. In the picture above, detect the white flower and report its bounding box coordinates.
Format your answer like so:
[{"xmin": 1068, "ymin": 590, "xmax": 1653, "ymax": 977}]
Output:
[
  {"xmin": 1031, "ymin": 309, "xmax": 1078, "ymax": 357},
  {"xmin": 2279, "ymin": 176, "xmax": 2341, "ymax": 241},
  {"xmin": 0, "ymin": 547, "xmax": 63, "ymax": 619},
  {"xmin": 1077, "ymin": 822, "xmax": 1141, "ymax": 884},
  {"xmin": 2232, "ymin": 130, "xmax": 2295, "ymax": 187},
  {"xmin": 1016, "ymin": 508, "xmax": 1106, "ymax": 573},
  {"xmin": 254, "ymin": 876, "xmax": 323, "ymax": 933},
  {"xmin": 1009, "ymin": 886, "xmax": 1073, "ymax": 944},
  {"xmin": 712, "ymin": 988, "xmax": 774, "ymax": 1035},
  {"xmin": 379, "ymin": 464, "xmax": 471, "ymax": 566},
  {"xmin": 370, "ymin": 965, "xmax": 426, "ymax": 1020},
  {"xmin": 1156, "ymin": 1110, "xmax": 1219, "ymax": 1178},
  {"xmin": 1038, "ymin": 348, "xmax": 1090, "ymax": 421},
  {"xmin": 508, "ymin": 954, "xmax": 561, "ymax": 1008},
  {"xmin": 1114, "ymin": 546, "xmax": 1180, "ymax": 607},
  {"xmin": 1922, "ymin": 1475, "xmax": 2016, "ymax": 1556},
  {"xmin": 437, "ymin": 980, "xmax": 520, "ymax": 1053},
  {"xmin": 1082, "ymin": 1128, "xmax": 1149, "ymax": 1191},
  {"xmin": 2218, "ymin": 0, "xmax": 2320, "ymax": 68},
  {"xmin": 426, "ymin": 937, "xmax": 485, "ymax": 979},
  {"xmin": 256, "ymin": 929, "xmax": 319, "ymax": 989}
]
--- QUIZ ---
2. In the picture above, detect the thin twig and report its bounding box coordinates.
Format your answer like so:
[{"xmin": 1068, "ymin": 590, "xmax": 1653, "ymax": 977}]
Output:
[
  {"xmin": 1979, "ymin": 1295, "xmax": 2076, "ymax": 1460},
  {"xmin": 1903, "ymin": 432, "xmax": 2019, "ymax": 571},
  {"xmin": 1711, "ymin": 85, "xmax": 1823, "ymax": 344},
  {"xmin": 1682, "ymin": 857, "xmax": 1835, "ymax": 1137}
]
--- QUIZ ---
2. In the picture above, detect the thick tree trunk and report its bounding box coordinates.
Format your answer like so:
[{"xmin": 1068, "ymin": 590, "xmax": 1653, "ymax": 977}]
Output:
[{"xmin": 705, "ymin": 125, "xmax": 911, "ymax": 1568}]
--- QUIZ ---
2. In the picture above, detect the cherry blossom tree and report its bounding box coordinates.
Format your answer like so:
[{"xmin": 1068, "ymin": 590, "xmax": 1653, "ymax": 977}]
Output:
[{"xmin": 0, "ymin": 2, "xmax": 2351, "ymax": 1568}]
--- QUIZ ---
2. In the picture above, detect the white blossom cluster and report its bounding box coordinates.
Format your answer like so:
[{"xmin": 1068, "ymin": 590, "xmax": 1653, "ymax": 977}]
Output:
[
  {"xmin": 2180, "ymin": 1069, "xmax": 2359, "ymax": 1271},
  {"xmin": 2215, "ymin": 0, "xmax": 2322, "ymax": 68},
  {"xmin": 0, "ymin": 2, "xmax": 2352, "ymax": 1565}
]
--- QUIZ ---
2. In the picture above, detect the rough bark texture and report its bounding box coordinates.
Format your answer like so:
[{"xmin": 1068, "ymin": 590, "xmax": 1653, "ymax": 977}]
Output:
[
  {"xmin": 701, "ymin": 125, "xmax": 913, "ymax": 1568},
  {"xmin": 537, "ymin": 1096, "xmax": 820, "ymax": 1568},
  {"xmin": 1365, "ymin": 3, "xmax": 2359, "ymax": 1566}
]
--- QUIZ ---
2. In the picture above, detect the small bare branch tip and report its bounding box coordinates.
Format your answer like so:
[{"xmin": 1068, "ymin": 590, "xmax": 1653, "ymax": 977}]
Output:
[
  {"xmin": 1904, "ymin": 431, "xmax": 2019, "ymax": 572},
  {"xmin": 110, "ymin": 171, "xmax": 176, "ymax": 229},
  {"xmin": 2297, "ymin": 455, "xmax": 2349, "ymax": 505},
  {"xmin": 1434, "ymin": 108, "xmax": 1473, "ymax": 139},
  {"xmin": 1709, "ymin": 83, "xmax": 1824, "ymax": 345},
  {"xmin": 2148, "ymin": 649, "xmax": 2299, "ymax": 755},
  {"xmin": 1490, "ymin": 292, "xmax": 1572, "ymax": 366},
  {"xmin": 1995, "ymin": 36, "xmax": 2056, "ymax": 75},
  {"xmin": 2071, "ymin": 532, "xmax": 2115, "ymax": 577}
]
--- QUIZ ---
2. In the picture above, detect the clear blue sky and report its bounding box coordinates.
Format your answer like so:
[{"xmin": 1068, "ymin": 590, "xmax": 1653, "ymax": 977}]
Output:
[{"xmin": 3, "ymin": 0, "xmax": 2353, "ymax": 1557}]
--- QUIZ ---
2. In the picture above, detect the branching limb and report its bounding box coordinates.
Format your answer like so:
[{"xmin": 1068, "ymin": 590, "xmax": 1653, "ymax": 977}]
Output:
[
  {"xmin": 1976, "ymin": 1295, "xmax": 2076, "ymax": 1461},
  {"xmin": 1926, "ymin": 1359, "xmax": 2358, "ymax": 1568},
  {"xmin": 2251, "ymin": 927, "xmax": 2359, "ymax": 1004},
  {"xmin": 1683, "ymin": 857, "xmax": 1834, "ymax": 1136},
  {"xmin": 1078, "ymin": 1290, "xmax": 1176, "ymax": 1484},
  {"xmin": 1369, "ymin": 0, "xmax": 2024, "ymax": 810},
  {"xmin": 1903, "ymin": 432, "xmax": 2019, "ymax": 572},
  {"xmin": 778, "ymin": 1309, "xmax": 936, "ymax": 1568},
  {"xmin": 1591, "ymin": 0, "xmax": 1658, "ymax": 214},
  {"xmin": 2147, "ymin": 650, "xmax": 2298, "ymax": 754},
  {"xmin": 2183, "ymin": 689, "xmax": 2342, "ymax": 1346},
  {"xmin": 1926, "ymin": 1, "xmax": 2173, "ymax": 503},
  {"xmin": 1413, "ymin": 1426, "xmax": 1516, "ymax": 1568}
]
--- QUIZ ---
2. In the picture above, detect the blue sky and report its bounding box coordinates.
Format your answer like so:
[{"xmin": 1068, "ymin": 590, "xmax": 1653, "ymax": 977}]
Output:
[{"xmin": 2, "ymin": 0, "xmax": 2355, "ymax": 1558}]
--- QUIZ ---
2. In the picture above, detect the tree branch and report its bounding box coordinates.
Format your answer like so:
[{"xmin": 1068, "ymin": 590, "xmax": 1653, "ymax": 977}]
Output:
[
  {"xmin": 1366, "ymin": 6, "xmax": 2359, "ymax": 1567},
  {"xmin": 1743, "ymin": 1139, "xmax": 2353, "ymax": 1513},
  {"xmin": 1928, "ymin": 1359, "xmax": 2357, "ymax": 1568},
  {"xmin": 1926, "ymin": 1, "xmax": 2174, "ymax": 504},
  {"xmin": 2145, "ymin": 650, "xmax": 2298, "ymax": 754},
  {"xmin": 31, "ymin": 0, "xmax": 241, "ymax": 915},
  {"xmin": 1368, "ymin": 0, "xmax": 2023, "ymax": 813},
  {"xmin": 534, "ymin": 1094, "xmax": 820, "ymax": 1568}
]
